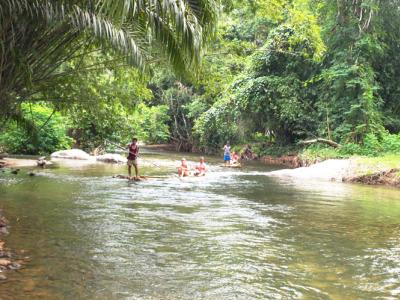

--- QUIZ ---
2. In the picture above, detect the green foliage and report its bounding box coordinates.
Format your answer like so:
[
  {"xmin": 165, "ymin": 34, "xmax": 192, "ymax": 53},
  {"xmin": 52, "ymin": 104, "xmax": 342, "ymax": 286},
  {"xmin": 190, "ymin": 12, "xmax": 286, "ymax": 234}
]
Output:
[
  {"xmin": 298, "ymin": 132, "xmax": 400, "ymax": 161},
  {"xmin": 299, "ymin": 132, "xmax": 400, "ymax": 160},
  {"xmin": 256, "ymin": 143, "xmax": 301, "ymax": 157},
  {"xmin": 0, "ymin": 104, "xmax": 72, "ymax": 155},
  {"xmin": 2, "ymin": 0, "xmax": 400, "ymax": 157},
  {"xmin": 0, "ymin": 0, "xmax": 217, "ymax": 128},
  {"xmin": 382, "ymin": 133, "xmax": 400, "ymax": 154},
  {"xmin": 193, "ymin": 97, "xmax": 238, "ymax": 151},
  {"xmin": 300, "ymin": 144, "xmax": 348, "ymax": 161},
  {"xmin": 66, "ymin": 101, "xmax": 170, "ymax": 151},
  {"xmin": 129, "ymin": 104, "xmax": 170, "ymax": 144},
  {"xmin": 39, "ymin": 53, "xmax": 171, "ymax": 150},
  {"xmin": 339, "ymin": 132, "xmax": 400, "ymax": 157},
  {"xmin": 192, "ymin": 0, "xmax": 399, "ymax": 151}
]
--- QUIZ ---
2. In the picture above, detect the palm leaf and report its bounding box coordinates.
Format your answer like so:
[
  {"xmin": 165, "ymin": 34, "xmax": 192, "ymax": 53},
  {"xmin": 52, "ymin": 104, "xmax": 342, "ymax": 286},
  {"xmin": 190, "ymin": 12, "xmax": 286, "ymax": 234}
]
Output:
[{"xmin": 0, "ymin": 0, "xmax": 218, "ymax": 122}]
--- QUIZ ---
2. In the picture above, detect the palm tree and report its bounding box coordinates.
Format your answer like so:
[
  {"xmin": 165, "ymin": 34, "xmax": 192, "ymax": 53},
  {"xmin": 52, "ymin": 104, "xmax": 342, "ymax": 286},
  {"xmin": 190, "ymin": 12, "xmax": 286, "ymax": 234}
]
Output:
[{"xmin": 0, "ymin": 0, "xmax": 217, "ymax": 125}]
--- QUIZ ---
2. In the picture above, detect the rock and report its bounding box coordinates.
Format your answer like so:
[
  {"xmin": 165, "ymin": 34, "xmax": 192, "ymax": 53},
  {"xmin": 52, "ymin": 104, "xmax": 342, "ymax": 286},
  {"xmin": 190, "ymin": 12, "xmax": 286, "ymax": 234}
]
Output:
[
  {"xmin": 10, "ymin": 168, "xmax": 20, "ymax": 174},
  {"xmin": 28, "ymin": 172, "xmax": 35, "ymax": 176},
  {"xmin": 0, "ymin": 217, "xmax": 8, "ymax": 227},
  {"xmin": 0, "ymin": 274, "xmax": 7, "ymax": 280},
  {"xmin": 0, "ymin": 259, "xmax": 12, "ymax": 266},
  {"xmin": 50, "ymin": 149, "xmax": 93, "ymax": 160},
  {"xmin": 91, "ymin": 145, "xmax": 105, "ymax": 156},
  {"xmin": 8, "ymin": 262, "xmax": 21, "ymax": 270},
  {"xmin": 37, "ymin": 158, "xmax": 47, "ymax": 167},
  {"xmin": 96, "ymin": 153, "xmax": 127, "ymax": 164}
]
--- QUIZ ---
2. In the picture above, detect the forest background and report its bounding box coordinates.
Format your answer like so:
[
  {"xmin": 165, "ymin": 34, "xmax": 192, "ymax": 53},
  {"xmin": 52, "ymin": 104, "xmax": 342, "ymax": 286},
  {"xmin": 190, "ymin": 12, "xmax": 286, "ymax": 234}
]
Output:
[{"xmin": 1, "ymin": 0, "xmax": 400, "ymax": 160}]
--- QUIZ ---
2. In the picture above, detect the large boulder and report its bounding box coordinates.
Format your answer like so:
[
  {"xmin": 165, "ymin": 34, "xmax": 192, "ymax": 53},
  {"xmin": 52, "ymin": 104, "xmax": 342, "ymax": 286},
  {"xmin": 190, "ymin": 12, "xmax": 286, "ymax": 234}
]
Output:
[
  {"xmin": 96, "ymin": 153, "xmax": 127, "ymax": 164},
  {"xmin": 50, "ymin": 149, "xmax": 92, "ymax": 160}
]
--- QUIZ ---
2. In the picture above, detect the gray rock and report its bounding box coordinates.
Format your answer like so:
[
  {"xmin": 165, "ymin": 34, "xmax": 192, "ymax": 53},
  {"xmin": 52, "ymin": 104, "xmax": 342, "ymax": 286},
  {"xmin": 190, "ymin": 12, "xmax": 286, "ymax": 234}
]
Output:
[
  {"xmin": 50, "ymin": 149, "xmax": 93, "ymax": 160},
  {"xmin": 9, "ymin": 262, "xmax": 21, "ymax": 270}
]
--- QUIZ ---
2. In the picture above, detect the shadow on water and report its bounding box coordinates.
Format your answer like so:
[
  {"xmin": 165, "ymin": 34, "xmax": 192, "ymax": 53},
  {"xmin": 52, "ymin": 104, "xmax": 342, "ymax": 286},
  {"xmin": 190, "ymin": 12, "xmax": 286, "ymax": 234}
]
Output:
[{"xmin": 0, "ymin": 153, "xmax": 400, "ymax": 299}]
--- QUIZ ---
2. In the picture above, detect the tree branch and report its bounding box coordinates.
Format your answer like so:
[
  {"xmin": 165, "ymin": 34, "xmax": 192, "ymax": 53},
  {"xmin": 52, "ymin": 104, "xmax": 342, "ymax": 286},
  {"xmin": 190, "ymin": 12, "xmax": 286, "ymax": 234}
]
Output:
[{"xmin": 298, "ymin": 138, "xmax": 341, "ymax": 148}]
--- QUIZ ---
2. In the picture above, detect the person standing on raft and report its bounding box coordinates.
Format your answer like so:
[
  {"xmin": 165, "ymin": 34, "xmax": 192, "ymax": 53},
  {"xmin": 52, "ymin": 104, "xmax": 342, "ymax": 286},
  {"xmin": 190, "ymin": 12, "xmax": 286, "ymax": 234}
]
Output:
[
  {"xmin": 127, "ymin": 137, "xmax": 139, "ymax": 179},
  {"xmin": 194, "ymin": 157, "xmax": 207, "ymax": 176},
  {"xmin": 223, "ymin": 142, "xmax": 231, "ymax": 166}
]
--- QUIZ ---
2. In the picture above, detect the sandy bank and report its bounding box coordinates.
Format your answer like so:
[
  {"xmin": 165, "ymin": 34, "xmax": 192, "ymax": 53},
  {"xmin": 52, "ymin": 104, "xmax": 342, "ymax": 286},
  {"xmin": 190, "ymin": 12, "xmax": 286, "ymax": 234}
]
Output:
[
  {"xmin": 268, "ymin": 159, "xmax": 352, "ymax": 181},
  {"xmin": 267, "ymin": 158, "xmax": 400, "ymax": 187},
  {"xmin": 0, "ymin": 158, "xmax": 42, "ymax": 168}
]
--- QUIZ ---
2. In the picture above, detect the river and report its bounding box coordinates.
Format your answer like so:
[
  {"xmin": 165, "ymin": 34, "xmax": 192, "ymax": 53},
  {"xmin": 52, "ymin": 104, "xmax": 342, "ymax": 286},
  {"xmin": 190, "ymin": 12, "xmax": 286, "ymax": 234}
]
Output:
[{"xmin": 0, "ymin": 150, "xmax": 400, "ymax": 299}]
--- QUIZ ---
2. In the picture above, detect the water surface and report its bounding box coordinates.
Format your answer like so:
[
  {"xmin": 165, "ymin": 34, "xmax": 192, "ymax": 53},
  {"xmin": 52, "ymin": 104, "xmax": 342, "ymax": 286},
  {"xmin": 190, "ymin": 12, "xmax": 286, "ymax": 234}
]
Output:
[{"xmin": 1, "ymin": 151, "xmax": 400, "ymax": 299}]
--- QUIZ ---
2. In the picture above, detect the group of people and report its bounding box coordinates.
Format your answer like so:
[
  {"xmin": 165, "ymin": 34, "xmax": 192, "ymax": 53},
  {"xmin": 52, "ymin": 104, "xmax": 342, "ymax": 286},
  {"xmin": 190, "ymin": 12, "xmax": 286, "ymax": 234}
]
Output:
[
  {"xmin": 125, "ymin": 137, "xmax": 207, "ymax": 179},
  {"xmin": 125, "ymin": 137, "xmax": 240, "ymax": 179},
  {"xmin": 177, "ymin": 157, "xmax": 207, "ymax": 178}
]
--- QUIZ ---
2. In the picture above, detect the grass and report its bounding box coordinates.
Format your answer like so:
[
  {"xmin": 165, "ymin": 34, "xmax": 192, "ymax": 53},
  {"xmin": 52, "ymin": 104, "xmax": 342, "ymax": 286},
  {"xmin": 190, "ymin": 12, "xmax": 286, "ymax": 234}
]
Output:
[
  {"xmin": 299, "ymin": 146, "xmax": 348, "ymax": 162},
  {"xmin": 352, "ymin": 154, "xmax": 400, "ymax": 175}
]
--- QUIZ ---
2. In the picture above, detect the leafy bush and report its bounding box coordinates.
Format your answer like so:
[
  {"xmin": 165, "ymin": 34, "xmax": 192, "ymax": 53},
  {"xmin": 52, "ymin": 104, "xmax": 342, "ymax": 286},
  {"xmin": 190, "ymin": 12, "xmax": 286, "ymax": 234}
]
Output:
[
  {"xmin": 193, "ymin": 97, "xmax": 239, "ymax": 151},
  {"xmin": 300, "ymin": 144, "xmax": 347, "ymax": 161},
  {"xmin": 382, "ymin": 133, "xmax": 400, "ymax": 153},
  {"xmin": 0, "ymin": 104, "xmax": 72, "ymax": 155},
  {"xmin": 338, "ymin": 143, "xmax": 363, "ymax": 156},
  {"xmin": 131, "ymin": 104, "xmax": 170, "ymax": 144},
  {"xmin": 338, "ymin": 132, "xmax": 400, "ymax": 156},
  {"xmin": 269, "ymin": 132, "xmax": 400, "ymax": 161}
]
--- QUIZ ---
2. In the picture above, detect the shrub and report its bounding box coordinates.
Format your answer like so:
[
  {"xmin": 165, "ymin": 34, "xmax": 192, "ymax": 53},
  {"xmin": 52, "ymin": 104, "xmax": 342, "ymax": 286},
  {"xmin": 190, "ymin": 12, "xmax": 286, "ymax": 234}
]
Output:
[
  {"xmin": 382, "ymin": 132, "xmax": 400, "ymax": 153},
  {"xmin": 0, "ymin": 104, "xmax": 72, "ymax": 155},
  {"xmin": 338, "ymin": 132, "xmax": 400, "ymax": 156}
]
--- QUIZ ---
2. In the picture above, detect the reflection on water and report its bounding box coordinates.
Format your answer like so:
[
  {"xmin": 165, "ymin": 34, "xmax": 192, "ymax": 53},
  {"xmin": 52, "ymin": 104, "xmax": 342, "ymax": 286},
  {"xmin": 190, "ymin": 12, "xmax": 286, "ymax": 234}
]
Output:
[{"xmin": 0, "ymin": 153, "xmax": 400, "ymax": 299}]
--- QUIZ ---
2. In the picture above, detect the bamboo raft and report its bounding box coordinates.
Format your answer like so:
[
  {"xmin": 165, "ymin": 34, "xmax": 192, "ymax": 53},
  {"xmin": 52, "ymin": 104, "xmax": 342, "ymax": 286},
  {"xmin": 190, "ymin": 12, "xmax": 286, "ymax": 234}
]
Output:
[
  {"xmin": 113, "ymin": 175, "xmax": 168, "ymax": 181},
  {"xmin": 221, "ymin": 163, "xmax": 242, "ymax": 168}
]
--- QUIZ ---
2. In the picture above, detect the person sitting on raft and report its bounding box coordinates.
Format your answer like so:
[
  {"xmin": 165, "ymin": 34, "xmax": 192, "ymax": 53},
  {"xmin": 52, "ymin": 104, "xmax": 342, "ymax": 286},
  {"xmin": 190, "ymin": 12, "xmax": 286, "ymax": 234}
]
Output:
[
  {"xmin": 230, "ymin": 151, "xmax": 240, "ymax": 165},
  {"xmin": 178, "ymin": 158, "xmax": 190, "ymax": 177},
  {"xmin": 194, "ymin": 157, "xmax": 207, "ymax": 176}
]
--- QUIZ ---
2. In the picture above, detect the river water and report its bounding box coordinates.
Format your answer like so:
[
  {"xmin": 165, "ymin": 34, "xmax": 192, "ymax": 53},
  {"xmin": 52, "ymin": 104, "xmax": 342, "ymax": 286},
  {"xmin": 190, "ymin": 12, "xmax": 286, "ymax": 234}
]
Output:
[{"xmin": 0, "ymin": 151, "xmax": 400, "ymax": 299}]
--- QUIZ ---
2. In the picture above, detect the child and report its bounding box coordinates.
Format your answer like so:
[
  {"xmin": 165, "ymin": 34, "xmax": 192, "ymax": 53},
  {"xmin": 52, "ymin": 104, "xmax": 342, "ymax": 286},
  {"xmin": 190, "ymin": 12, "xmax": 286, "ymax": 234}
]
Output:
[
  {"xmin": 230, "ymin": 151, "xmax": 239, "ymax": 165},
  {"xmin": 223, "ymin": 142, "xmax": 231, "ymax": 166}
]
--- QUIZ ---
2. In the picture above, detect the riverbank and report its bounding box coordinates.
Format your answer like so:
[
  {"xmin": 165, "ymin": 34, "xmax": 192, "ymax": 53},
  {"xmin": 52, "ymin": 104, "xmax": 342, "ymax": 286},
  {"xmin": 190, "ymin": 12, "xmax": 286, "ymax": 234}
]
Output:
[
  {"xmin": 344, "ymin": 155, "xmax": 400, "ymax": 187},
  {"xmin": 229, "ymin": 142, "xmax": 400, "ymax": 187},
  {"xmin": 0, "ymin": 158, "xmax": 39, "ymax": 168},
  {"xmin": 268, "ymin": 155, "xmax": 400, "ymax": 188}
]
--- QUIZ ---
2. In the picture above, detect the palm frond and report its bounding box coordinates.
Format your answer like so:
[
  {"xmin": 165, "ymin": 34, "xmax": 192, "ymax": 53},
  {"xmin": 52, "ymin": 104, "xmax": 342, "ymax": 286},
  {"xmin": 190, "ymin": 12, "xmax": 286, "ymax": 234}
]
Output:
[{"xmin": 0, "ymin": 0, "xmax": 218, "ymax": 122}]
